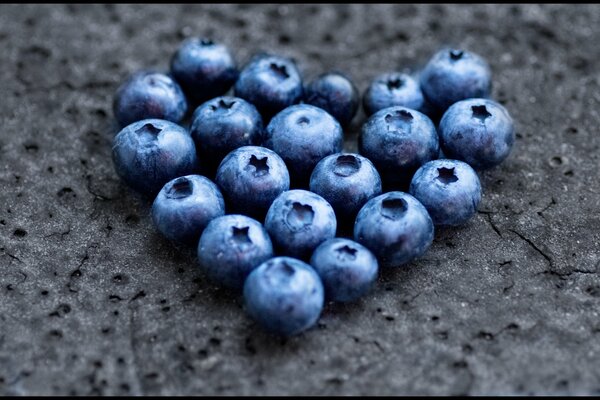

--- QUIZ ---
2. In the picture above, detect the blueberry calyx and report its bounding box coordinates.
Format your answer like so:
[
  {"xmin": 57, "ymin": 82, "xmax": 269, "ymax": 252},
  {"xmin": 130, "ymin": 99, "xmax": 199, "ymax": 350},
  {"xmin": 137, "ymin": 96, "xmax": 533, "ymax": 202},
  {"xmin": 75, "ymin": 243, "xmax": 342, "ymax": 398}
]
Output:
[
  {"xmin": 335, "ymin": 245, "xmax": 358, "ymax": 261},
  {"xmin": 166, "ymin": 177, "xmax": 193, "ymax": 199},
  {"xmin": 381, "ymin": 198, "xmax": 408, "ymax": 219},
  {"xmin": 437, "ymin": 167, "xmax": 459, "ymax": 184},
  {"xmin": 333, "ymin": 154, "xmax": 361, "ymax": 177},
  {"xmin": 231, "ymin": 226, "xmax": 252, "ymax": 245},
  {"xmin": 297, "ymin": 116, "xmax": 310, "ymax": 126},
  {"xmin": 449, "ymin": 50, "xmax": 464, "ymax": 61},
  {"xmin": 386, "ymin": 77, "xmax": 405, "ymax": 91},
  {"xmin": 248, "ymin": 154, "xmax": 270, "ymax": 177},
  {"xmin": 266, "ymin": 260, "xmax": 296, "ymax": 277},
  {"xmin": 385, "ymin": 110, "xmax": 414, "ymax": 133},
  {"xmin": 471, "ymin": 105, "xmax": 492, "ymax": 123},
  {"xmin": 269, "ymin": 63, "xmax": 290, "ymax": 80},
  {"xmin": 199, "ymin": 38, "xmax": 215, "ymax": 46},
  {"xmin": 286, "ymin": 202, "xmax": 315, "ymax": 230},
  {"xmin": 135, "ymin": 123, "xmax": 162, "ymax": 137},
  {"xmin": 210, "ymin": 99, "xmax": 236, "ymax": 112}
]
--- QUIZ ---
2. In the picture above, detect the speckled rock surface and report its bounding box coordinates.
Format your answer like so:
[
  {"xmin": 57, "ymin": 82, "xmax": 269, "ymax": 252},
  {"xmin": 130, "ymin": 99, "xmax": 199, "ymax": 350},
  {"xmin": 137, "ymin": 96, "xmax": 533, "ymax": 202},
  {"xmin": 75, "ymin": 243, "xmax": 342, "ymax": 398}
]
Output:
[{"xmin": 0, "ymin": 4, "xmax": 599, "ymax": 395}]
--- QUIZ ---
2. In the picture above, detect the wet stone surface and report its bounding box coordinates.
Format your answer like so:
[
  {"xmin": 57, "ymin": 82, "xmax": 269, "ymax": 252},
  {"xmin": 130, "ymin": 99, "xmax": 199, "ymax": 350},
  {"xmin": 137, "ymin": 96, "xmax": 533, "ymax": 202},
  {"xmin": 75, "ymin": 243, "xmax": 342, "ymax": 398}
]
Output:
[{"xmin": 0, "ymin": 4, "xmax": 599, "ymax": 395}]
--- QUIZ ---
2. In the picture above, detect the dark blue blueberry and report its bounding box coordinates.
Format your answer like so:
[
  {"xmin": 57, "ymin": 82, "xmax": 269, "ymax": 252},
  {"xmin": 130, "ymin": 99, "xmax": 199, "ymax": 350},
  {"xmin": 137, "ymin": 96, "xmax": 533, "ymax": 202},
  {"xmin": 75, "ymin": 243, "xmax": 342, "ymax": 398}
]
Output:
[
  {"xmin": 112, "ymin": 119, "xmax": 199, "ymax": 196},
  {"xmin": 215, "ymin": 146, "xmax": 290, "ymax": 220},
  {"xmin": 363, "ymin": 72, "xmax": 424, "ymax": 116},
  {"xmin": 304, "ymin": 72, "xmax": 359, "ymax": 127},
  {"xmin": 438, "ymin": 98, "xmax": 515, "ymax": 170},
  {"xmin": 113, "ymin": 70, "xmax": 188, "ymax": 127},
  {"xmin": 354, "ymin": 192, "xmax": 434, "ymax": 268},
  {"xmin": 309, "ymin": 153, "xmax": 382, "ymax": 227},
  {"xmin": 264, "ymin": 190, "xmax": 337, "ymax": 260},
  {"xmin": 190, "ymin": 96, "xmax": 263, "ymax": 172},
  {"xmin": 234, "ymin": 53, "xmax": 303, "ymax": 119},
  {"xmin": 151, "ymin": 175, "xmax": 225, "ymax": 245},
  {"xmin": 243, "ymin": 256, "xmax": 324, "ymax": 336},
  {"xmin": 409, "ymin": 159, "xmax": 482, "ymax": 226},
  {"xmin": 198, "ymin": 214, "xmax": 273, "ymax": 289},
  {"xmin": 264, "ymin": 104, "xmax": 343, "ymax": 186},
  {"xmin": 170, "ymin": 38, "xmax": 239, "ymax": 105},
  {"xmin": 359, "ymin": 106, "xmax": 439, "ymax": 189},
  {"xmin": 309, "ymin": 238, "xmax": 378, "ymax": 303},
  {"xmin": 420, "ymin": 48, "xmax": 492, "ymax": 113}
]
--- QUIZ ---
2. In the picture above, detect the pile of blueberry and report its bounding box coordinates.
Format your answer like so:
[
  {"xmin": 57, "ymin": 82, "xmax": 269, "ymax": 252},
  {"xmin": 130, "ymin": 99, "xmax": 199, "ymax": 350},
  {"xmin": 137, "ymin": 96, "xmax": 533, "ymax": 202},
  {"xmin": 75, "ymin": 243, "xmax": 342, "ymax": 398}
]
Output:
[{"xmin": 111, "ymin": 38, "xmax": 515, "ymax": 336}]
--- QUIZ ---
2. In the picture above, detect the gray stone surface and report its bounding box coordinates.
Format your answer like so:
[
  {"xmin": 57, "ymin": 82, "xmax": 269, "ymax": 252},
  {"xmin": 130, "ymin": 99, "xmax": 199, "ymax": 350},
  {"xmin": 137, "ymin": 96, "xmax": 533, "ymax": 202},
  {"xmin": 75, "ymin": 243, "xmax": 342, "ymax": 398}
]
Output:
[{"xmin": 0, "ymin": 4, "xmax": 599, "ymax": 396}]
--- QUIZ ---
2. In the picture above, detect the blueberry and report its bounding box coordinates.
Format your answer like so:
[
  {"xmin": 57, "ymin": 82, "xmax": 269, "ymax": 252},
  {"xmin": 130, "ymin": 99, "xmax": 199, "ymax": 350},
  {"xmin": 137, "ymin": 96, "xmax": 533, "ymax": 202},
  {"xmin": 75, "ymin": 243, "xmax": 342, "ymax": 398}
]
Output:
[
  {"xmin": 113, "ymin": 71, "xmax": 188, "ymax": 127},
  {"xmin": 409, "ymin": 159, "xmax": 482, "ymax": 226},
  {"xmin": 354, "ymin": 192, "xmax": 434, "ymax": 268},
  {"xmin": 363, "ymin": 72, "xmax": 424, "ymax": 116},
  {"xmin": 438, "ymin": 98, "xmax": 515, "ymax": 170},
  {"xmin": 243, "ymin": 256, "xmax": 324, "ymax": 336},
  {"xmin": 420, "ymin": 48, "xmax": 492, "ymax": 113},
  {"xmin": 234, "ymin": 53, "xmax": 303, "ymax": 119},
  {"xmin": 112, "ymin": 119, "xmax": 199, "ymax": 195},
  {"xmin": 304, "ymin": 72, "xmax": 359, "ymax": 127},
  {"xmin": 359, "ymin": 106, "xmax": 439, "ymax": 189},
  {"xmin": 309, "ymin": 153, "xmax": 382, "ymax": 228},
  {"xmin": 170, "ymin": 38, "xmax": 239, "ymax": 105},
  {"xmin": 198, "ymin": 214, "xmax": 273, "ymax": 289},
  {"xmin": 264, "ymin": 104, "xmax": 343, "ymax": 186},
  {"xmin": 215, "ymin": 146, "xmax": 290, "ymax": 220},
  {"xmin": 264, "ymin": 189, "xmax": 337, "ymax": 260},
  {"xmin": 151, "ymin": 175, "xmax": 225, "ymax": 245},
  {"xmin": 190, "ymin": 96, "xmax": 263, "ymax": 173},
  {"xmin": 309, "ymin": 238, "xmax": 378, "ymax": 303}
]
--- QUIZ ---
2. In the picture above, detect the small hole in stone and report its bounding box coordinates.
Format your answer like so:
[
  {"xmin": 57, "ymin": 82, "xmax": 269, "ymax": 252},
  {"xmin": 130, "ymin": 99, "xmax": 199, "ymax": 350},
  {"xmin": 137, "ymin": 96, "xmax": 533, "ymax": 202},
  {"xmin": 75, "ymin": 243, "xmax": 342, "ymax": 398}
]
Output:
[
  {"xmin": 437, "ymin": 167, "xmax": 459, "ymax": 184},
  {"xmin": 278, "ymin": 34, "xmax": 291, "ymax": 44},
  {"xmin": 161, "ymin": 306, "xmax": 171, "ymax": 312},
  {"xmin": 381, "ymin": 198, "xmax": 408, "ymax": 219},
  {"xmin": 333, "ymin": 155, "xmax": 361, "ymax": 177},
  {"xmin": 209, "ymin": 337, "xmax": 221, "ymax": 346},
  {"xmin": 49, "ymin": 329, "xmax": 63, "ymax": 339},
  {"xmin": 166, "ymin": 177, "xmax": 193, "ymax": 199},
  {"xmin": 24, "ymin": 143, "xmax": 39, "ymax": 153},
  {"xmin": 125, "ymin": 214, "xmax": 139, "ymax": 224},
  {"xmin": 431, "ymin": 315, "xmax": 439, "ymax": 321},
  {"xmin": 286, "ymin": 202, "xmax": 315, "ymax": 229},
  {"xmin": 449, "ymin": 49, "xmax": 464, "ymax": 60},
  {"xmin": 135, "ymin": 123, "xmax": 162, "ymax": 137},
  {"xmin": 57, "ymin": 187, "xmax": 74, "ymax": 197},
  {"xmin": 270, "ymin": 63, "xmax": 290, "ymax": 79},
  {"xmin": 472, "ymin": 105, "xmax": 492, "ymax": 122},
  {"xmin": 248, "ymin": 155, "xmax": 269, "ymax": 177},
  {"xmin": 564, "ymin": 170, "xmax": 574, "ymax": 177},
  {"xmin": 41, "ymin": 290, "xmax": 49, "ymax": 296},
  {"xmin": 231, "ymin": 226, "xmax": 252, "ymax": 245},
  {"xmin": 386, "ymin": 77, "xmax": 404, "ymax": 91},
  {"xmin": 549, "ymin": 156, "xmax": 563, "ymax": 167},
  {"xmin": 13, "ymin": 229, "xmax": 27, "ymax": 237}
]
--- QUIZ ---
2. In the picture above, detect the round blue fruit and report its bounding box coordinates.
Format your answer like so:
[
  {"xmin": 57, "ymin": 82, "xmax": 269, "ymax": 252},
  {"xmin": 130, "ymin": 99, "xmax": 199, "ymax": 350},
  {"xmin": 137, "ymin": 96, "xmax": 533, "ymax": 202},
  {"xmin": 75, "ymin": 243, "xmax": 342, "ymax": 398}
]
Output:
[
  {"xmin": 215, "ymin": 146, "xmax": 290, "ymax": 220},
  {"xmin": 309, "ymin": 238, "xmax": 378, "ymax": 303},
  {"xmin": 198, "ymin": 214, "xmax": 273, "ymax": 289},
  {"xmin": 234, "ymin": 53, "xmax": 303, "ymax": 119},
  {"xmin": 303, "ymin": 72, "xmax": 359, "ymax": 127},
  {"xmin": 363, "ymin": 72, "xmax": 424, "ymax": 116},
  {"xmin": 112, "ymin": 119, "xmax": 199, "ymax": 196},
  {"xmin": 265, "ymin": 189, "xmax": 337, "ymax": 260},
  {"xmin": 420, "ymin": 48, "xmax": 492, "ymax": 112},
  {"xmin": 354, "ymin": 192, "xmax": 434, "ymax": 268},
  {"xmin": 170, "ymin": 37, "xmax": 238, "ymax": 105},
  {"xmin": 243, "ymin": 256, "xmax": 324, "ymax": 336},
  {"xmin": 151, "ymin": 175, "xmax": 225, "ymax": 245},
  {"xmin": 438, "ymin": 98, "xmax": 515, "ymax": 170},
  {"xmin": 113, "ymin": 70, "xmax": 188, "ymax": 127}
]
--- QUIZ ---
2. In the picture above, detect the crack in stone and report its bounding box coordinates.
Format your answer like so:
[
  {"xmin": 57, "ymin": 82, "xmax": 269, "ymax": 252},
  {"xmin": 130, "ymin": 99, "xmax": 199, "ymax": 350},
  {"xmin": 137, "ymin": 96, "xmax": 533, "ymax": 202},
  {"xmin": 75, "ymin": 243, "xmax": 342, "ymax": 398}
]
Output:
[
  {"xmin": 43, "ymin": 226, "xmax": 71, "ymax": 239},
  {"xmin": 509, "ymin": 229, "xmax": 553, "ymax": 268},
  {"xmin": 485, "ymin": 213, "xmax": 503, "ymax": 238}
]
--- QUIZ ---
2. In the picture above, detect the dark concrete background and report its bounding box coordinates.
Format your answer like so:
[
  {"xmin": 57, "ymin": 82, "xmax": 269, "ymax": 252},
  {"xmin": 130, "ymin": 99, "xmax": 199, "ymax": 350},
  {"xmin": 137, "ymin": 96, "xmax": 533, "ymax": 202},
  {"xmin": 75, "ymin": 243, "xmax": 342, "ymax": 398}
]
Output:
[{"xmin": 0, "ymin": 4, "xmax": 599, "ymax": 395}]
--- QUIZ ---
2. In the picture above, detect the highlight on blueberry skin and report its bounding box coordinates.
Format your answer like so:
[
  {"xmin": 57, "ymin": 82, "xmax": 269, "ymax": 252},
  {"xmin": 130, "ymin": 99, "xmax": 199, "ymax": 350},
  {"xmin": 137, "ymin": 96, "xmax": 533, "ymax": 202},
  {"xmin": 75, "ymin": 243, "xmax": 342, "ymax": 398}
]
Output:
[
  {"xmin": 151, "ymin": 175, "xmax": 225, "ymax": 245},
  {"xmin": 234, "ymin": 53, "xmax": 303, "ymax": 119},
  {"xmin": 309, "ymin": 238, "xmax": 378, "ymax": 303},
  {"xmin": 113, "ymin": 70, "xmax": 188, "ymax": 127},
  {"xmin": 215, "ymin": 146, "xmax": 290, "ymax": 220},
  {"xmin": 419, "ymin": 48, "xmax": 492, "ymax": 113},
  {"xmin": 112, "ymin": 119, "xmax": 199, "ymax": 196},
  {"xmin": 438, "ymin": 98, "xmax": 515, "ymax": 170},
  {"xmin": 264, "ymin": 104, "xmax": 343, "ymax": 186},
  {"xmin": 170, "ymin": 37, "xmax": 239, "ymax": 105},
  {"xmin": 198, "ymin": 214, "xmax": 273, "ymax": 290},
  {"xmin": 363, "ymin": 72, "xmax": 424, "ymax": 116},
  {"xmin": 359, "ymin": 106, "xmax": 439, "ymax": 189},
  {"xmin": 264, "ymin": 189, "xmax": 337, "ymax": 260},
  {"xmin": 243, "ymin": 256, "xmax": 324, "ymax": 336},
  {"xmin": 190, "ymin": 96, "xmax": 263, "ymax": 173},
  {"xmin": 409, "ymin": 159, "xmax": 482, "ymax": 226},
  {"xmin": 354, "ymin": 192, "xmax": 434, "ymax": 268},
  {"xmin": 309, "ymin": 153, "xmax": 382, "ymax": 227},
  {"xmin": 303, "ymin": 71, "xmax": 359, "ymax": 127}
]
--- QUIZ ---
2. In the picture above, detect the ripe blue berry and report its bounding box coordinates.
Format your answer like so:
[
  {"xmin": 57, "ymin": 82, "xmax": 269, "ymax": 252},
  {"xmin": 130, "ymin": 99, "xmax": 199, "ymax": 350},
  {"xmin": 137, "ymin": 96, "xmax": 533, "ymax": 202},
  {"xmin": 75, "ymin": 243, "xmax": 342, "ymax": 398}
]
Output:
[
  {"xmin": 354, "ymin": 192, "xmax": 434, "ymax": 268},
  {"xmin": 420, "ymin": 48, "xmax": 492, "ymax": 113},
  {"xmin": 198, "ymin": 214, "xmax": 273, "ymax": 289},
  {"xmin": 234, "ymin": 53, "xmax": 303, "ymax": 119},
  {"xmin": 363, "ymin": 72, "xmax": 424, "ymax": 116},
  {"xmin": 170, "ymin": 38, "xmax": 238, "ymax": 105},
  {"xmin": 113, "ymin": 71, "xmax": 188, "ymax": 127},
  {"xmin": 309, "ymin": 153, "xmax": 382, "ymax": 227},
  {"xmin": 112, "ymin": 119, "xmax": 198, "ymax": 196},
  {"xmin": 359, "ymin": 106, "xmax": 439, "ymax": 189},
  {"xmin": 409, "ymin": 159, "xmax": 482, "ymax": 226},
  {"xmin": 304, "ymin": 72, "xmax": 359, "ymax": 127},
  {"xmin": 264, "ymin": 104, "xmax": 343, "ymax": 186},
  {"xmin": 215, "ymin": 146, "xmax": 290, "ymax": 220},
  {"xmin": 309, "ymin": 238, "xmax": 378, "ymax": 303},
  {"xmin": 438, "ymin": 98, "xmax": 515, "ymax": 170},
  {"xmin": 243, "ymin": 256, "xmax": 324, "ymax": 336},
  {"xmin": 265, "ymin": 189, "xmax": 337, "ymax": 260},
  {"xmin": 151, "ymin": 175, "xmax": 225, "ymax": 245}
]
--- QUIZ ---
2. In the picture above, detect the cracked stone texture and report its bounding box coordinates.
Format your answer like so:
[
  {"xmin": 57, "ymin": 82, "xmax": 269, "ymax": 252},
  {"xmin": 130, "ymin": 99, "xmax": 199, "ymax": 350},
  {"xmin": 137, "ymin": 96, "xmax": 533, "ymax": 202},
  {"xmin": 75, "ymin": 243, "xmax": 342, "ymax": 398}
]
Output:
[{"xmin": 0, "ymin": 4, "xmax": 599, "ymax": 396}]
